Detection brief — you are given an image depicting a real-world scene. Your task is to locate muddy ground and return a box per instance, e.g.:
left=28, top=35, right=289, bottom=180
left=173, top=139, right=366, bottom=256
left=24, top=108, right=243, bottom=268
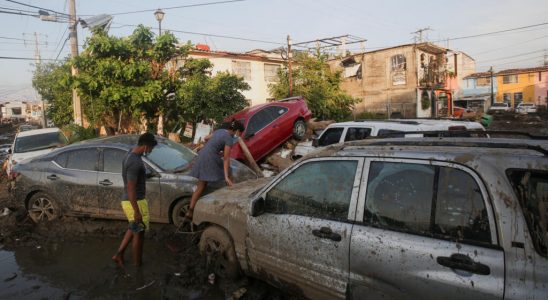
left=0, top=174, right=291, bottom=300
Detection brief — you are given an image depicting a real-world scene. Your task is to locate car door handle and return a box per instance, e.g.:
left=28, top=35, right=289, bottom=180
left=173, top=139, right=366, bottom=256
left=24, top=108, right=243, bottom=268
left=99, top=179, right=113, bottom=186
left=312, top=227, right=342, bottom=242
left=46, top=174, right=58, bottom=180
left=437, top=253, right=490, bottom=275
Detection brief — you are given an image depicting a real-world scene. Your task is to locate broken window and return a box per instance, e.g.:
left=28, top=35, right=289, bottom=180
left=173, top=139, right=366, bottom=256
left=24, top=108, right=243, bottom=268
left=232, top=61, right=251, bottom=81
left=265, top=160, right=358, bottom=221
left=264, top=63, right=280, bottom=82
left=391, top=54, right=407, bottom=71
left=507, top=170, right=548, bottom=257
left=318, top=128, right=344, bottom=146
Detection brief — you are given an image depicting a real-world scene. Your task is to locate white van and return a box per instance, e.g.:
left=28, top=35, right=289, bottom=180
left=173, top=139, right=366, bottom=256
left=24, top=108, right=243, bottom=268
left=293, top=119, right=485, bottom=158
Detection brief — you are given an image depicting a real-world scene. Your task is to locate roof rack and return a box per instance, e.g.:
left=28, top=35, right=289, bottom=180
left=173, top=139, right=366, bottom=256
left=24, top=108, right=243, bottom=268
left=374, top=130, right=548, bottom=140
left=350, top=138, right=548, bottom=156
left=278, top=96, right=304, bottom=102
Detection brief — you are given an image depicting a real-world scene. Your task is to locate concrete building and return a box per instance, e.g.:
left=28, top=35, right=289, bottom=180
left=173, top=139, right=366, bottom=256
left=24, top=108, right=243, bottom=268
left=461, top=71, right=497, bottom=112
left=534, top=70, right=548, bottom=106
left=496, top=66, right=548, bottom=107
left=0, top=101, right=43, bottom=124
left=329, top=43, right=450, bottom=118
left=183, top=46, right=285, bottom=106
left=445, top=51, right=477, bottom=101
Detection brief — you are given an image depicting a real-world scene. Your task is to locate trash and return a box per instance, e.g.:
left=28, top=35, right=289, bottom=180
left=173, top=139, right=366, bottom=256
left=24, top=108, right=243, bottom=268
left=280, top=149, right=292, bottom=159
left=0, top=207, right=11, bottom=217
left=208, top=273, right=215, bottom=285
left=227, top=287, right=248, bottom=300
left=262, top=170, right=275, bottom=178
left=136, top=280, right=156, bottom=291
left=3, top=273, right=17, bottom=282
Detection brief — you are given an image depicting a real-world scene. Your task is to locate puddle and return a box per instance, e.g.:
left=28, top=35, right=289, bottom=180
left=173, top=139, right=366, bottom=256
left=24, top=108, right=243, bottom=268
left=0, top=237, right=224, bottom=299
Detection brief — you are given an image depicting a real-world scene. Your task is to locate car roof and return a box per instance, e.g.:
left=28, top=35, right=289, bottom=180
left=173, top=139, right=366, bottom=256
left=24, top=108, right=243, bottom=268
left=16, top=127, right=61, bottom=138
left=326, top=119, right=484, bottom=130
left=228, top=96, right=305, bottom=120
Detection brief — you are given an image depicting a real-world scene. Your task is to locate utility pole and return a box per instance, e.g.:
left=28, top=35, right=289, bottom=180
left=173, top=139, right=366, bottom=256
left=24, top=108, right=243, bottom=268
left=489, top=66, right=495, bottom=105
left=69, top=0, right=83, bottom=126
left=412, top=27, right=432, bottom=43
left=27, top=32, right=48, bottom=127
left=287, top=35, right=293, bottom=97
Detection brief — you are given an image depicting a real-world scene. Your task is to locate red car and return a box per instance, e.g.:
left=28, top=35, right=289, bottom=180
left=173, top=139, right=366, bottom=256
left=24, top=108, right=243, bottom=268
left=226, top=96, right=312, bottom=162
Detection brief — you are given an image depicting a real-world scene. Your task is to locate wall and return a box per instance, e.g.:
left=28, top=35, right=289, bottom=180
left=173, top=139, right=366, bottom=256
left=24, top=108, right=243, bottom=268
left=188, top=52, right=283, bottom=106
left=446, top=52, right=477, bottom=100
left=534, top=71, right=548, bottom=106
left=496, top=72, right=537, bottom=107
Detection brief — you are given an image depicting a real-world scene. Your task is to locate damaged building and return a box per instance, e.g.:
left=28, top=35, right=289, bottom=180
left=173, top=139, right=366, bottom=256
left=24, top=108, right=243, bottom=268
left=329, top=42, right=453, bottom=118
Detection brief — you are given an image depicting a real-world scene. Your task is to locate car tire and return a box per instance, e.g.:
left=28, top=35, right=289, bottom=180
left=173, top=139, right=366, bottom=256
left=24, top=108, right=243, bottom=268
left=27, top=192, right=60, bottom=223
left=171, top=198, right=191, bottom=227
left=293, top=119, right=307, bottom=140
left=199, top=225, right=240, bottom=280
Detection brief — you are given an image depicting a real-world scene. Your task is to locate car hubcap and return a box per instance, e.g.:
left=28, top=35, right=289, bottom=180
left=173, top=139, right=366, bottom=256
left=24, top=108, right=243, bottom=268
left=295, top=122, right=305, bottom=137
left=29, top=197, right=54, bottom=221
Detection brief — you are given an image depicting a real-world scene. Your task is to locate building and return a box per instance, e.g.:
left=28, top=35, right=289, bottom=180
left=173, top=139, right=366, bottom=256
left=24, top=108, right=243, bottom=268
left=182, top=46, right=285, bottom=106
left=445, top=51, right=477, bottom=105
left=329, top=43, right=450, bottom=118
left=461, top=71, right=497, bottom=112
left=0, top=101, right=44, bottom=124
left=495, top=66, right=548, bottom=107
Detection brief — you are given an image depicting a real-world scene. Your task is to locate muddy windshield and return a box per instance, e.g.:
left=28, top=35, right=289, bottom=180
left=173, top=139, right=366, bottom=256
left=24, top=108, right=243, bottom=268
left=507, top=170, right=548, bottom=257
left=14, top=132, right=67, bottom=153
left=146, top=138, right=196, bottom=172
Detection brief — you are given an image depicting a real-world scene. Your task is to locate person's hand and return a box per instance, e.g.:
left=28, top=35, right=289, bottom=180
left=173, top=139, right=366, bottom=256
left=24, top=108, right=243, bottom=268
left=225, top=176, right=234, bottom=187
left=134, top=210, right=143, bottom=223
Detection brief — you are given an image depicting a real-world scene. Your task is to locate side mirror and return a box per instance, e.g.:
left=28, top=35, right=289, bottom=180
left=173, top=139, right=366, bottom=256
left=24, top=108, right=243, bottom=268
left=145, top=168, right=159, bottom=178
left=251, top=197, right=265, bottom=217
left=244, top=132, right=255, bottom=140
left=312, top=137, right=319, bottom=147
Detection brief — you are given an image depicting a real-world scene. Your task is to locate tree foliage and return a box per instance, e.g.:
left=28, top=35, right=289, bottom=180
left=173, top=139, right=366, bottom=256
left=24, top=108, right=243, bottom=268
left=32, top=62, right=73, bottom=126
left=33, top=25, right=250, bottom=136
left=270, top=52, right=358, bottom=121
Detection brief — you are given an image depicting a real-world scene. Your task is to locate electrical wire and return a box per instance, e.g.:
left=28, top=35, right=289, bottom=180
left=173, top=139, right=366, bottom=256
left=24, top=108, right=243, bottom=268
left=0, top=9, right=38, bottom=17
left=109, top=0, right=245, bottom=16
left=0, top=56, right=56, bottom=60
left=55, top=37, right=69, bottom=61
left=477, top=49, right=546, bottom=64
left=430, top=22, right=548, bottom=43
left=4, top=0, right=69, bottom=16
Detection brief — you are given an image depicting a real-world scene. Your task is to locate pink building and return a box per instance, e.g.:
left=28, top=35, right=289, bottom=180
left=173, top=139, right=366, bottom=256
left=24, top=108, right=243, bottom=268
left=535, top=71, right=548, bottom=106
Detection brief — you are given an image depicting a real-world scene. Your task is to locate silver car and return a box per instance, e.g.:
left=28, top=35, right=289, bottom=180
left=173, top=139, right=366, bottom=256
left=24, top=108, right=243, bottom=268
left=193, top=138, right=548, bottom=300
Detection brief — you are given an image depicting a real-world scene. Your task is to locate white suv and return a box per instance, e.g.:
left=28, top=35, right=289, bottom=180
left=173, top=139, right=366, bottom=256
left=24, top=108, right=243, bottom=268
left=7, top=128, right=68, bottom=176
left=293, top=119, right=485, bottom=158
left=515, top=103, right=537, bottom=114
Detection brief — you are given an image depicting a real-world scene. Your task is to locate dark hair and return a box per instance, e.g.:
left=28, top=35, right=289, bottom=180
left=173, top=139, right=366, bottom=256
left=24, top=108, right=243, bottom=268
left=227, top=119, right=245, bottom=132
left=138, top=132, right=158, bottom=147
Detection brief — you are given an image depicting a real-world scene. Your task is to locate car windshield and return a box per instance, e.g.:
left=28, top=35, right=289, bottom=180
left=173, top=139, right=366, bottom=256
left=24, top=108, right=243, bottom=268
left=145, top=138, right=196, bottom=172
left=14, top=132, right=67, bottom=153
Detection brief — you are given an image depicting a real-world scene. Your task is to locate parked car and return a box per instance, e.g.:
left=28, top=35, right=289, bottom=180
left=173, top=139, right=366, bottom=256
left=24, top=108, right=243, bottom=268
left=225, top=96, right=312, bottom=162
left=293, top=119, right=485, bottom=158
left=7, top=128, right=68, bottom=177
left=515, top=103, right=537, bottom=114
left=193, top=137, right=548, bottom=300
left=12, top=135, right=257, bottom=224
left=487, top=102, right=512, bottom=113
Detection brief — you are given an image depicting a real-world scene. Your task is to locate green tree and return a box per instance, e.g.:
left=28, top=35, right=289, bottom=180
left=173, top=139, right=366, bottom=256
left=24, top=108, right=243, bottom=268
left=32, top=61, right=73, bottom=126
left=270, top=52, right=358, bottom=121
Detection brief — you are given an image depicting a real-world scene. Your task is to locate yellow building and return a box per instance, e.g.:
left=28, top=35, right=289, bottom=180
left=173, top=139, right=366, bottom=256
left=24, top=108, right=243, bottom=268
left=496, top=67, right=546, bottom=107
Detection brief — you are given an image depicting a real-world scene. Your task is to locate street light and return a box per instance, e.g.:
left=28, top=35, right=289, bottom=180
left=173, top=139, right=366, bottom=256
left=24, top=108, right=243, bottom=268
left=154, top=9, right=165, bottom=35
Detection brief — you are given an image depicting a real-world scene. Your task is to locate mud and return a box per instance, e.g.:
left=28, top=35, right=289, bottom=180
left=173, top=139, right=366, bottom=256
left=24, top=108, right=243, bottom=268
left=0, top=172, right=294, bottom=300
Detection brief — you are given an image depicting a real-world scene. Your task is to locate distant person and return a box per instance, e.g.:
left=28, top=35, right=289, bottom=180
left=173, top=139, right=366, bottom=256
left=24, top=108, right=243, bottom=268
left=112, top=132, right=157, bottom=267
left=185, top=120, right=245, bottom=221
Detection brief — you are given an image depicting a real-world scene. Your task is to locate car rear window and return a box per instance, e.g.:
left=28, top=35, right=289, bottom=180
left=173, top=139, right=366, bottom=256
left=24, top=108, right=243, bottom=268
left=14, top=132, right=67, bottom=153
left=507, top=170, right=548, bottom=257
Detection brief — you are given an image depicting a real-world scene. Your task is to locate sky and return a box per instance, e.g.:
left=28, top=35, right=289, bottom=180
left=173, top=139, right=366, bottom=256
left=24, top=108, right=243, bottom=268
left=0, top=0, right=547, bottom=101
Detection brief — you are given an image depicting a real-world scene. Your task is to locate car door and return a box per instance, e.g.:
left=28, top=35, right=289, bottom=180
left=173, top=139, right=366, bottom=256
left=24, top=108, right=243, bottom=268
left=242, top=108, right=277, bottom=160
left=247, top=157, right=363, bottom=299
left=98, top=148, right=163, bottom=220
left=264, top=105, right=290, bottom=141
left=45, top=148, right=99, bottom=214
left=349, top=158, right=504, bottom=300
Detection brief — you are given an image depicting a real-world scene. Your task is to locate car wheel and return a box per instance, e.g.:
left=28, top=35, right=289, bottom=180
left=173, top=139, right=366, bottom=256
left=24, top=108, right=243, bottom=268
left=28, top=192, right=60, bottom=222
left=171, top=198, right=191, bottom=227
left=293, top=119, right=307, bottom=140
left=199, top=225, right=240, bottom=280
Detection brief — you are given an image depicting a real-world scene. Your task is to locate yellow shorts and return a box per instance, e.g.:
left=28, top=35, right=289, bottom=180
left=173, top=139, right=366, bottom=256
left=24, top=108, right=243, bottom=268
left=121, top=199, right=150, bottom=232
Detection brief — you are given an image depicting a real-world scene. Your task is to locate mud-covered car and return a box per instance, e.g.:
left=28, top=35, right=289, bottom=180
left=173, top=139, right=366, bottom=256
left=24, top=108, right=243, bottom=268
left=12, top=135, right=257, bottom=224
left=193, top=138, right=548, bottom=300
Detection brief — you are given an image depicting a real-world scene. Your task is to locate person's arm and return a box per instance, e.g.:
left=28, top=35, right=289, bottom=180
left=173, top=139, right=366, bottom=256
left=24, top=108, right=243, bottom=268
left=203, top=133, right=213, bottom=142
left=223, top=144, right=233, bottom=186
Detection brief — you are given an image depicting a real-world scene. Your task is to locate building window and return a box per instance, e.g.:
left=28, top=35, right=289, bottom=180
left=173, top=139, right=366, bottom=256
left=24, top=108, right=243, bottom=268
left=476, top=77, right=491, bottom=86
left=503, top=74, right=518, bottom=84
left=391, top=54, right=406, bottom=71
left=264, top=64, right=280, bottom=82
left=232, top=61, right=251, bottom=81
left=503, top=93, right=512, bottom=104
left=514, top=92, right=523, bottom=107
left=11, top=107, right=22, bottom=115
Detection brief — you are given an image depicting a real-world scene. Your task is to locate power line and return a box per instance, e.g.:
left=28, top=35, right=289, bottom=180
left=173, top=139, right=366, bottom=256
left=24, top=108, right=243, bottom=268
left=0, top=8, right=38, bottom=17
left=4, top=0, right=69, bottom=16
left=55, top=37, right=70, bottom=61
left=0, top=35, right=32, bottom=42
left=431, top=22, right=548, bottom=42
left=477, top=49, right=546, bottom=64
left=110, top=0, right=245, bottom=16
left=471, top=34, right=548, bottom=56
left=0, top=5, right=36, bottom=14
left=0, top=56, right=56, bottom=61
left=51, top=27, right=68, bottom=60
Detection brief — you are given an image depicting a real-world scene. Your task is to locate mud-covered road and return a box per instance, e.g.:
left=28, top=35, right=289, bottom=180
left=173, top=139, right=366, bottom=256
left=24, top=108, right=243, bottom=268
left=0, top=174, right=287, bottom=300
